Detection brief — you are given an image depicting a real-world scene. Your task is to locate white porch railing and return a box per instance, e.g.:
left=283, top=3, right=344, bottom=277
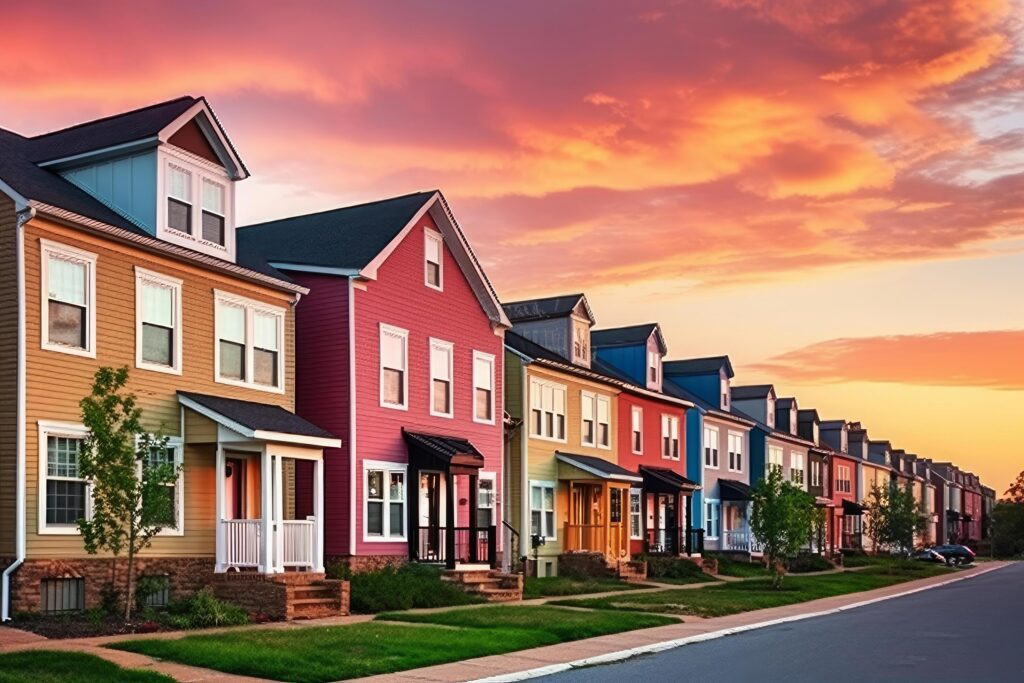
left=281, top=519, right=316, bottom=568
left=724, top=529, right=750, bottom=552
left=223, top=519, right=262, bottom=568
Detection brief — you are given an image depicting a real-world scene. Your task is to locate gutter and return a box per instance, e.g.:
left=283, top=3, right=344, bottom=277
left=2, top=205, right=34, bottom=621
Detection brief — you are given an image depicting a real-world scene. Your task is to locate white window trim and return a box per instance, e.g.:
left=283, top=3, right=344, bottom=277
left=37, top=420, right=91, bottom=535
left=39, top=239, right=97, bottom=359
left=631, top=406, right=643, bottom=455
left=156, top=146, right=236, bottom=261
left=529, top=479, right=557, bottom=541
left=727, top=431, right=744, bottom=473
left=135, top=267, right=183, bottom=376
left=529, top=378, right=567, bottom=443
left=138, top=435, right=185, bottom=537
left=790, top=451, right=805, bottom=486
left=379, top=323, right=410, bottom=411
left=472, top=350, right=496, bottom=425
left=213, top=290, right=286, bottom=394
left=629, top=488, right=643, bottom=540
left=362, top=459, right=408, bottom=542
left=477, top=471, right=497, bottom=526
left=424, top=228, right=444, bottom=292
left=705, top=498, right=720, bottom=540
left=581, top=393, right=612, bottom=450
left=428, top=338, right=454, bottom=419
left=662, top=414, right=680, bottom=461
left=704, top=426, right=720, bottom=469
left=767, top=444, right=784, bottom=475
left=580, top=391, right=596, bottom=448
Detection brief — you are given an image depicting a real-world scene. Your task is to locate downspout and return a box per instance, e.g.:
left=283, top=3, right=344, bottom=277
left=519, top=361, right=529, bottom=572
left=2, top=205, right=34, bottom=621
left=348, top=277, right=357, bottom=557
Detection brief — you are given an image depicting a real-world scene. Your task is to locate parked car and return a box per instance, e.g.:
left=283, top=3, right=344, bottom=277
left=912, top=548, right=946, bottom=563
left=931, top=544, right=975, bottom=566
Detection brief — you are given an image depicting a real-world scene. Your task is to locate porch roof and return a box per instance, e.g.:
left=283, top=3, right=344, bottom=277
left=640, top=466, right=699, bottom=494
left=177, top=391, right=340, bottom=448
left=403, top=430, right=485, bottom=473
left=842, top=499, right=866, bottom=515
left=719, top=478, right=753, bottom=501
left=555, top=452, right=643, bottom=483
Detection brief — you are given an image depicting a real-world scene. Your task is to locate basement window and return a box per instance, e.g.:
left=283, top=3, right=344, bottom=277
left=40, top=577, right=85, bottom=613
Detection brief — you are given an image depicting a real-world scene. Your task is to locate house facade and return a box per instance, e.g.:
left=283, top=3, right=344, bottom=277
left=0, top=97, right=341, bottom=619
left=732, top=386, right=815, bottom=494
left=796, top=408, right=834, bottom=553
left=238, top=192, right=509, bottom=571
left=821, top=420, right=863, bottom=552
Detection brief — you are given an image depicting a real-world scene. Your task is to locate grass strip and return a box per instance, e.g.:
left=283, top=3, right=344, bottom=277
left=0, top=650, right=174, bottom=683
left=522, top=576, right=653, bottom=598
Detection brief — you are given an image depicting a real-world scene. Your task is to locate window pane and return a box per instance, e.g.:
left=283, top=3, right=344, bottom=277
left=543, top=487, right=554, bottom=511
left=144, top=484, right=177, bottom=527
left=253, top=348, right=278, bottom=386
left=218, top=303, right=246, bottom=343
left=478, top=479, right=494, bottom=508
left=254, top=312, right=279, bottom=351
left=545, top=511, right=554, bottom=536
left=389, top=502, right=404, bottom=537
left=382, top=368, right=404, bottom=405
left=202, top=179, right=223, bottom=213
left=531, top=511, right=541, bottom=536
left=219, top=340, right=245, bottom=380
left=46, top=479, right=86, bottom=525
left=475, top=388, right=492, bottom=420
left=389, top=473, right=404, bottom=501
left=531, top=486, right=542, bottom=510
left=167, top=198, right=191, bottom=234
left=431, top=345, right=451, bottom=379
left=141, top=281, right=174, bottom=326
left=47, top=437, right=81, bottom=477
left=202, top=211, right=225, bottom=245
left=142, top=323, right=173, bottom=366
left=48, top=301, right=85, bottom=348
left=432, top=379, right=450, bottom=414
left=47, top=257, right=86, bottom=305
left=474, top=357, right=492, bottom=390
left=381, top=331, right=405, bottom=369
left=167, top=166, right=191, bottom=200
left=367, top=501, right=384, bottom=535
left=426, top=261, right=440, bottom=287
left=367, top=471, right=384, bottom=500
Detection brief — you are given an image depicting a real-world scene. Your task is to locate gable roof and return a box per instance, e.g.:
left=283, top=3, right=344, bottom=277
left=177, top=391, right=339, bottom=447
left=732, top=405, right=815, bottom=448
left=797, top=408, right=820, bottom=423
left=731, top=384, right=774, bottom=400
left=239, top=190, right=509, bottom=328
left=555, top=452, right=642, bottom=483
left=591, top=323, right=667, bottom=354
left=502, top=293, right=594, bottom=324
left=662, top=378, right=753, bottom=428
left=663, top=356, right=735, bottom=379
left=776, top=397, right=797, bottom=409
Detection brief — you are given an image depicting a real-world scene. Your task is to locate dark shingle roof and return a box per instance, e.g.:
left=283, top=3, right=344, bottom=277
left=502, top=294, right=587, bottom=323
left=776, top=397, right=796, bottom=409
left=591, top=323, right=663, bottom=351
left=237, top=191, right=436, bottom=271
left=555, top=452, right=642, bottom=482
left=731, top=384, right=774, bottom=400
left=663, top=356, right=734, bottom=379
left=798, top=408, right=820, bottom=423
left=27, top=96, right=198, bottom=163
left=177, top=391, right=336, bottom=439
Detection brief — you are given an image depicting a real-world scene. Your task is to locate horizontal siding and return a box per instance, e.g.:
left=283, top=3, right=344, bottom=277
left=0, top=197, right=18, bottom=555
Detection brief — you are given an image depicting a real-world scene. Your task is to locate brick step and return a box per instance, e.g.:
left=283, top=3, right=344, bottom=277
left=477, top=587, right=523, bottom=602
left=290, top=596, right=340, bottom=606
left=441, top=570, right=494, bottom=584
left=294, top=586, right=337, bottom=599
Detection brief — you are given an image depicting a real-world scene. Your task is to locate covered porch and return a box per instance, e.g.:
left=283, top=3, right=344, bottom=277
left=839, top=499, right=865, bottom=551
left=178, top=392, right=341, bottom=575
left=719, top=479, right=762, bottom=556
left=639, top=466, right=703, bottom=557
left=556, top=452, right=639, bottom=561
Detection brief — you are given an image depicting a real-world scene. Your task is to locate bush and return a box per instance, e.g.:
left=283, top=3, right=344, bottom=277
left=786, top=554, right=833, bottom=573
left=349, top=564, right=484, bottom=613
left=645, top=556, right=708, bottom=581
left=162, top=588, right=248, bottom=629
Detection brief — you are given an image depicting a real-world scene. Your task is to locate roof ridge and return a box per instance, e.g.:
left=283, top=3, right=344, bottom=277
left=238, top=190, right=436, bottom=230
left=502, top=292, right=584, bottom=307
left=28, top=95, right=197, bottom=140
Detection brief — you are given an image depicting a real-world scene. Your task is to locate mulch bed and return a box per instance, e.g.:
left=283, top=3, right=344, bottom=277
left=11, top=614, right=171, bottom=639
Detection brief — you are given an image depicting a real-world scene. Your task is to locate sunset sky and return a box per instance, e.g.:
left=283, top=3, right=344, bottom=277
left=2, top=1, right=1021, bottom=494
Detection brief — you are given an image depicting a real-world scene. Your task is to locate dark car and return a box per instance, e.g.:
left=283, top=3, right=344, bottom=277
left=912, top=548, right=946, bottom=563
left=931, top=544, right=975, bottom=566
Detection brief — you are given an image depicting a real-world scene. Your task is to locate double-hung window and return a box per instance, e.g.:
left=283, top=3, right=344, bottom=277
left=767, top=445, right=784, bottom=474
left=647, top=351, right=660, bottom=385
left=201, top=179, right=226, bottom=245
left=810, top=459, right=821, bottom=487
left=41, top=240, right=96, bottom=357
left=837, top=465, right=852, bottom=493
left=704, top=500, right=720, bottom=539
left=790, top=452, right=805, bottom=486
left=166, top=165, right=193, bottom=235
left=631, top=406, right=643, bottom=454
left=629, top=489, right=642, bottom=539
left=581, top=393, right=610, bottom=448
left=728, top=433, right=743, bottom=472
left=530, top=481, right=556, bottom=539
left=135, top=268, right=182, bottom=373
left=477, top=473, right=496, bottom=528
left=425, top=229, right=443, bottom=289
left=160, top=151, right=235, bottom=259
left=662, top=415, right=680, bottom=459
left=704, top=426, right=719, bottom=468
left=39, top=422, right=89, bottom=534
left=473, top=351, right=495, bottom=423
left=142, top=439, right=184, bottom=533
left=380, top=324, right=409, bottom=409
left=365, top=462, right=406, bottom=540
left=429, top=339, right=454, bottom=418
left=215, top=292, right=285, bottom=391
left=530, top=379, right=566, bottom=441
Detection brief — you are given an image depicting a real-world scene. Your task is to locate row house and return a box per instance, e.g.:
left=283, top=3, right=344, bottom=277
left=237, top=191, right=510, bottom=572
left=863, top=439, right=895, bottom=552
left=981, top=485, right=996, bottom=543
left=931, top=463, right=964, bottom=545
left=820, top=420, right=863, bottom=552
left=795, top=408, right=834, bottom=552
left=731, top=386, right=815, bottom=494
left=912, top=457, right=938, bottom=545
left=959, top=470, right=984, bottom=545
left=0, top=97, right=343, bottom=619
left=662, top=358, right=758, bottom=558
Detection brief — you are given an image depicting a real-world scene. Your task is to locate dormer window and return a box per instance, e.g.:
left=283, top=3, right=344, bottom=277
left=202, top=179, right=226, bottom=245
left=572, top=321, right=589, bottom=365
left=167, top=166, right=192, bottom=235
left=647, top=351, right=660, bottom=384
left=158, top=148, right=235, bottom=261
left=721, top=378, right=730, bottom=409
left=767, top=397, right=775, bottom=427
left=425, top=230, right=443, bottom=290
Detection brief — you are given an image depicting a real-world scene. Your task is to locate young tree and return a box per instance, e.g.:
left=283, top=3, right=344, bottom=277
left=863, top=483, right=925, bottom=555
left=750, top=467, right=816, bottom=588
left=77, top=366, right=180, bottom=621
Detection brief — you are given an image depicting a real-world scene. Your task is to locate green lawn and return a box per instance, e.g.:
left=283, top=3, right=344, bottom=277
left=708, top=554, right=771, bottom=578
left=0, top=651, right=173, bottom=683
left=110, top=606, right=677, bottom=682
left=523, top=576, right=651, bottom=598
left=551, top=565, right=950, bottom=618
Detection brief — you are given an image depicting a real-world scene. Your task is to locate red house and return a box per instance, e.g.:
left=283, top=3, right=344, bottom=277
left=820, top=420, right=864, bottom=551
left=238, top=191, right=510, bottom=570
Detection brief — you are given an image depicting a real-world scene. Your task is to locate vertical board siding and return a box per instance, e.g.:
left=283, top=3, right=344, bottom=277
left=0, top=197, right=18, bottom=554
left=60, top=151, right=157, bottom=232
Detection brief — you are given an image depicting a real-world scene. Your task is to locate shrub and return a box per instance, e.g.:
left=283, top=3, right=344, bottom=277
left=134, top=575, right=170, bottom=611
left=349, top=564, right=484, bottom=613
left=786, top=554, right=833, bottom=573
left=645, top=556, right=708, bottom=581
left=162, top=588, right=248, bottom=629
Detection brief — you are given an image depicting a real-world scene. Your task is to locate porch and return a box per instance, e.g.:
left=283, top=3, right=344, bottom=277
left=719, top=479, right=762, bottom=557
left=639, top=466, right=703, bottom=557
left=556, top=452, right=640, bottom=561
left=839, top=499, right=865, bottom=551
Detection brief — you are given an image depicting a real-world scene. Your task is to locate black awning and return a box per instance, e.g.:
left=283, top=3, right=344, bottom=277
left=946, top=509, right=963, bottom=520
left=640, top=466, right=699, bottom=495
left=555, top=452, right=643, bottom=483
left=962, top=514, right=973, bottom=522
left=842, top=499, right=865, bottom=515
left=403, top=430, right=485, bottom=474
left=720, top=479, right=752, bottom=501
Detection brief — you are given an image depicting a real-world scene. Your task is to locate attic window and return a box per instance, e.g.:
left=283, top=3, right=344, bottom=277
left=167, top=166, right=192, bottom=235
left=425, top=230, right=443, bottom=290
left=647, top=351, right=660, bottom=384
left=202, top=179, right=226, bottom=245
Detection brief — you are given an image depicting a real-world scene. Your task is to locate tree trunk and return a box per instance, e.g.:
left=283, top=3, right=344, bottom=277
left=125, top=546, right=134, bottom=622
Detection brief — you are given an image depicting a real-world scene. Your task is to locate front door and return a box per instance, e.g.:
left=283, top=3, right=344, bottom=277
left=224, top=457, right=246, bottom=519
left=419, top=472, right=442, bottom=560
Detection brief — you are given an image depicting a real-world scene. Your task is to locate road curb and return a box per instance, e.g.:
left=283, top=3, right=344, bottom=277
left=469, top=564, right=1006, bottom=683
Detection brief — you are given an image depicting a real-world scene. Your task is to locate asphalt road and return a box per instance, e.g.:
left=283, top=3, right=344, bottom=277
left=540, top=562, right=1023, bottom=683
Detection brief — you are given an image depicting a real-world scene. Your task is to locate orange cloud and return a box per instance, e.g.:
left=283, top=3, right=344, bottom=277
left=750, top=330, right=1024, bottom=390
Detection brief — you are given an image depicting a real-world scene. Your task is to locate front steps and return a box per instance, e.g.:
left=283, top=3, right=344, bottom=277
left=615, top=559, right=648, bottom=582
left=442, top=568, right=524, bottom=602
left=213, top=571, right=350, bottom=620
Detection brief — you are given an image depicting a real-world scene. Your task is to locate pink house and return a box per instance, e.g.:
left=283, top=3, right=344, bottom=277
left=238, top=191, right=510, bottom=569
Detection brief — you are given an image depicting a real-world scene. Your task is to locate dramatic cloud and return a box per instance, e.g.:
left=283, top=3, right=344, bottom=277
left=751, top=330, right=1024, bottom=390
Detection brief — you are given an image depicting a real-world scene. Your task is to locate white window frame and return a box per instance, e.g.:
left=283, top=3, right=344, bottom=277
left=704, top=426, right=719, bottom=468
left=424, top=228, right=444, bottom=291
left=767, top=444, right=784, bottom=474
left=629, top=488, right=643, bottom=540
left=362, top=459, right=408, bottom=542
left=647, top=350, right=660, bottom=385
left=790, top=451, right=805, bottom=486
left=631, top=406, right=643, bottom=455
left=156, top=146, right=235, bottom=261
left=529, top=378, right=567, bottom=443
left=580, top=391, right=597, bottom=447
left=476, top=471, right=497, bottom=528
left=705, top=499, right=720, bottom=539
left=728, top=432, right=744, bottom=473
left=595, top=394, right=611, bottom=449
left=428, top=338, right=454, bottom=419
left=139, top=436, right=185, bottom=536
left=837, top=465, right=852, bottom=494
left=135, top=267, right=183, bottom=375
left=472, top=350, right=496, bottom=425
left=37, top=421, right=91, bottom=535
left=529, top=480, right=557, bottom=541
left=810, top=459, right=821, bottom=487
left=214, top=290, right=285, bottom=394
left=39, top=239, right=97, bottom=359
left=662, top=414, right=680, bottom=460
left=379, top=323, right=410, bottom=410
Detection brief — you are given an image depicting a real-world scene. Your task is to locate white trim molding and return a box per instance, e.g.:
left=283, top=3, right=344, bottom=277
left=39, top=238, right=97, bottom=359
left=134, top=266, right=183, bottom=376
left=37, top=420, right=91, bottom=536
left=362, top=459, right=408, bottom=543
left=428, top=337, right=455, bottom=419
left=472, top=350, right=496, bottom=425
left=379, top=323, right=410, bottom=411
left=213, top=289, right=286, bottom=394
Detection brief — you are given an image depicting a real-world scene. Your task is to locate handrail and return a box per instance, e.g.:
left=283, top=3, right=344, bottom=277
left=502, top=520, right=524, bottom=573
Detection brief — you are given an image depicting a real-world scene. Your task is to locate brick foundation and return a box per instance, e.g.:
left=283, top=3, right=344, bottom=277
left=212, top=573, right=350, bottom=620
left=557, top=552, right=611, bottom=578
left=327, top=554, right=408, bottom=574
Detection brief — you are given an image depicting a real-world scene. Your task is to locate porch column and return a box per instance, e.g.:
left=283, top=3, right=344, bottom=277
left=685, top=494, right=693, bottom=555
left=468, top=473, right=479, bottom=563
left=273, top=453, right=284, bottom=573
left=313, top=457, right=325, bottom=572
left=445, top=471, right=456, bottom=569
left=641, top=491, right=648, bottom=553
left=260, top=446, right=274, bottom=573
left=215, top=444, right=225, bottom=572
